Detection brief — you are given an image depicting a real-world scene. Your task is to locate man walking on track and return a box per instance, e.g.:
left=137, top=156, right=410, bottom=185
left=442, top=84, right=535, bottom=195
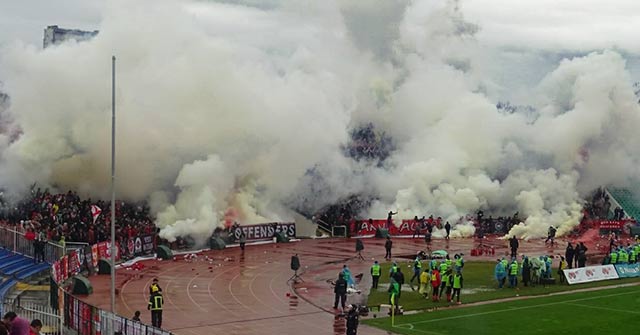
left=385, top=236, right=392, bottom=260
left=148, top=285, right=164, bottom=328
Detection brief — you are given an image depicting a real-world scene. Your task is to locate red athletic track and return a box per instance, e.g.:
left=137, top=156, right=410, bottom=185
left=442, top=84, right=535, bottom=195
left=80, top=234, right=611, bottom=335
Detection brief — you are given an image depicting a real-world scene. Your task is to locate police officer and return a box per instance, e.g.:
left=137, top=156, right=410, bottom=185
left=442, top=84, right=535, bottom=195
left=370, top=261, right=381, bottom=289
left=148, top=286, right=163, bottom=328
left=333, top=273, right=347, bottom=310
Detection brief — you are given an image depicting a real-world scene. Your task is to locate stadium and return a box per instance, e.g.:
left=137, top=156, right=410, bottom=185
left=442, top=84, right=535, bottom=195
left=1, top=1, right=640, bottom=334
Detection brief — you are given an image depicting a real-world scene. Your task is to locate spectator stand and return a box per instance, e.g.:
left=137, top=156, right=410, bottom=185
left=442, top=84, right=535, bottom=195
left=0, top=226, right=64, bottom=332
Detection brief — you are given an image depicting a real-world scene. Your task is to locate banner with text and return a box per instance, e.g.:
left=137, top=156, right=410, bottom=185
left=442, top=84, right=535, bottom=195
left=563, top=265, right=619, bottom=284
left=353, top=219, right=428, bottom=236
left=231, top=222, right=296, bottom=241
left=614, top=263, right=640, bottom=278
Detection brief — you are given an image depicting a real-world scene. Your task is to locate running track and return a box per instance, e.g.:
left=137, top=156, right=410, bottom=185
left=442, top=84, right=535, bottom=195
left=81, top=236, right=598, bottom=334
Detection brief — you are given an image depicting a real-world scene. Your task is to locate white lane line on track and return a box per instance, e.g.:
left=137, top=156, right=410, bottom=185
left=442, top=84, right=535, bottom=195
left=395, top=289, right=640, bottom=327
left=186, top=273, right=208, bottom=313
left=228, top=271, right=260, bottom=313
left=206, top=261, right=246, bottom=317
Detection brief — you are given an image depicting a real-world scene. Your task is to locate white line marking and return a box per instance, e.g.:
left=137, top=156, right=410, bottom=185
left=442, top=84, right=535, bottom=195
left=395, top=289, right=640, bottom=327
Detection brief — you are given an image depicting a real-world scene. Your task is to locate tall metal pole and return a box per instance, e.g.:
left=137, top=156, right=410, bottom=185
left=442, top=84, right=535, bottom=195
left=110, top=55, right=117, bottom=314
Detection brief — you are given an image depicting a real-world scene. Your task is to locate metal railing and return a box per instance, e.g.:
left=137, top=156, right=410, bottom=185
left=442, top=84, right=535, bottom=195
left=315, top=219, right=333, bottom=235
left=1, top=300, right=62, bottom=334
left=0, top=226, right=65, bottom=263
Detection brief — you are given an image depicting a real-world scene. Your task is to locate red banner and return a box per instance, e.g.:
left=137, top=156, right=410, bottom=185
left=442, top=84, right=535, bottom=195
left=354, top=219, right=427, bottom=236
left=96, top=241, right=121, bottom=261
left=68, top=250, right=81, bottom=276
left=60, top=255, right=69, bottom=282
left=91, top=244, right=99, bottom=268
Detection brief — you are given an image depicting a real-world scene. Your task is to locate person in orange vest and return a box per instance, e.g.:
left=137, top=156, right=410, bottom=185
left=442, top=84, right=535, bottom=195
left=430, top=268, right=441, bottom=302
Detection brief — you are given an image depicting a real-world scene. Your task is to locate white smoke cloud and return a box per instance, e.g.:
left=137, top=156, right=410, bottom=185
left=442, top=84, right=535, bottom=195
left=0, top=0, right=639, bottom=243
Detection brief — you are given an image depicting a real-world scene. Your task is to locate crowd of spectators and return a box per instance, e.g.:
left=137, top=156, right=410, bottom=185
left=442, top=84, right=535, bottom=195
left=584, top=187, right=611, bottom=220
left=0, top=187, right=157, bottom=249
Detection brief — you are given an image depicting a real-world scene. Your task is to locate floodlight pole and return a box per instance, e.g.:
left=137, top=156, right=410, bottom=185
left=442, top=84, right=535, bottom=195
left=110, top=55, right=117, bottom=314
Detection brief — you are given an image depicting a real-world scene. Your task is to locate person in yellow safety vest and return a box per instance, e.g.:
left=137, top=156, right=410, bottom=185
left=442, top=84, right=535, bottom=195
left=558, top=256, right=568, bottom=284
left=501, top=258, right=508, bottom=272
left=410, top=255, right=422, bottom=290
left=452, top=270, right=463, bottom=304
left=445, top=255, right=452, bottom=269
left=439, top=268, right=451, bottom=301
left=419, top=269, right=430, bottom=298
left=610, top=250, right=618, bottom=264
left=371, top=261, right=381, bottom=289
left=148, top=286, right=163, bottom=328
left=618, top=248, right=628, bottom=264
left=389, top=262, right=398, bottom=277
left=454, top=254, right=464, bottom=273
left=444, top=268, right=454, bottom=302
left=630, top=248, right=637, bottom=264
left=508, top=259, right=518, bottom=288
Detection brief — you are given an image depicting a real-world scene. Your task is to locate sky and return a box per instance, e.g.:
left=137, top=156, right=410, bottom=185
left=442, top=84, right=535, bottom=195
left=0, top=0, right=638, bottom=95
left=1, top=0, right=640, bottom=242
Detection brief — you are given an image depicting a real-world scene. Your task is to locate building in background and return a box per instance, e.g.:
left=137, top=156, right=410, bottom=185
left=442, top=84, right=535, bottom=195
left=43, top=25, right=98, bottom=48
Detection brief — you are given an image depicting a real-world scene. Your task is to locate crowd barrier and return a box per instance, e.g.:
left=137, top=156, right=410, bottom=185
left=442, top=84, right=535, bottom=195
left=0, top=225, right=171, bottom=335
left=51, top=236, right=171, bottom=335
left=0, top=226, right=65, bottom=263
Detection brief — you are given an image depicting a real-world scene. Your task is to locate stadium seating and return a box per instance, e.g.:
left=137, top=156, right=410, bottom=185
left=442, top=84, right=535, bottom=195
left=608, top=187, right=640, bottom=220
left=0, top=248, right=50, bottom=306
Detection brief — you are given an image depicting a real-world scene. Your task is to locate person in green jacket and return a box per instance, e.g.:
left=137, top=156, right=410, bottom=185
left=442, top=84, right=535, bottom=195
left=388, top=277, right=400, bottom=314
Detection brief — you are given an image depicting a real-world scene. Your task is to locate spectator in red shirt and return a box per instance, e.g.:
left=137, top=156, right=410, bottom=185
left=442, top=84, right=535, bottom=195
left=29, top=319, right=42, bottom=335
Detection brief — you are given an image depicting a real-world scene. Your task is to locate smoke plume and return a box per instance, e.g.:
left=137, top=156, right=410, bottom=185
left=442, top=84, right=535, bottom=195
left=1, top=0, right=639, bottom=243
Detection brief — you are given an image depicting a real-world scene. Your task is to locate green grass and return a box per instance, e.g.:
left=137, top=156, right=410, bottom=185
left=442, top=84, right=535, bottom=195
left=367, top=261, right=640, bottom=311
left=364, top=285, right=640, bottom=334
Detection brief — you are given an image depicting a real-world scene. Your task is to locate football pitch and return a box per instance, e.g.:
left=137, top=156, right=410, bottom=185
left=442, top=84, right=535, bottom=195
left=363, top=285, right=640, bottom=334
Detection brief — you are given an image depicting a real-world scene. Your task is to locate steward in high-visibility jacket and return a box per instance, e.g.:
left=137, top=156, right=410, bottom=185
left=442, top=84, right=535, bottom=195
left=508, top=260, right=518, bottom=288
left=630, top=249, right=637, bottom=263
left=454, top=254, right=464, bottom=273
left=148, top=287, right=163, bottom=328
left=610, top=251, right=618, bottom=264
left=389, top=262, right=398, bottom=277
left=618, top=249, right=629, bottom=264
left=430, top=269, right=441, bottom=302
left=371, top=261, right=381, bottom=289
left=452, top=271, right=463, bottom=304
left=410, top=256, right=423, bottom=289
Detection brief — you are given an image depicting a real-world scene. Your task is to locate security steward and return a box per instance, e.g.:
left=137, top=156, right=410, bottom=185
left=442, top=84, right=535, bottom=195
left=148, top=285, right=164, bottom=328
left=370, top=261, right=381, bottom=289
